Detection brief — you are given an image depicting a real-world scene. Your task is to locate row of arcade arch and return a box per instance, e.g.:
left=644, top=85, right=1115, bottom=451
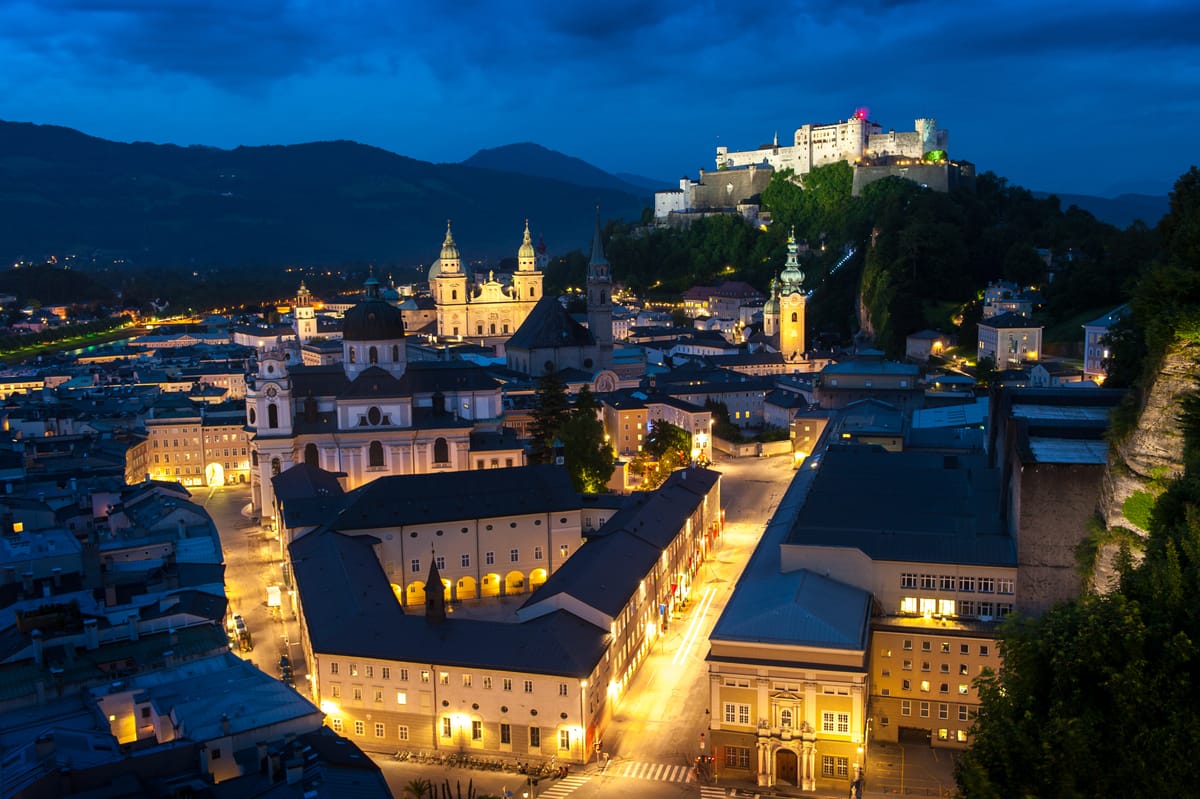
left=394, top=569, right=549, bottom=605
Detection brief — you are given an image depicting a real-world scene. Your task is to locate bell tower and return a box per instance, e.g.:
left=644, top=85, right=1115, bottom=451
left=778, top=228, right=807, bottom=361
left=294, top=281, right=317, bottom=344
left=432, top=221, right=469, bottom=338
left=511, top=220, right=543, bottom=307
left=586, top=211, right=613, bottom=369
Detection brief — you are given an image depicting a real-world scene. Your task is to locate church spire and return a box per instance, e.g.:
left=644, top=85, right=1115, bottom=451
left=517, top=219, right=536, bottom=271
left=780, top=226, right=805, bottom=293
left=440, top=220, right=461, bottom=272
left=425, top=550, right=446, bottom=625
left=588, top=209, right=609, bottom=269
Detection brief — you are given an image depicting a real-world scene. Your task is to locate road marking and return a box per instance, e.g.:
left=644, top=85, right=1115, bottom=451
left=672, top=585, right=717, bottom=667
left=700, top=787, right=727, bottom=798
left=605, top=760, right=690, bottom=782
left=531, top=774, right=588, bottom=798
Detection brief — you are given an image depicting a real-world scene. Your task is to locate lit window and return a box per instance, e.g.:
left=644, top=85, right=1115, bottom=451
left=397, top=691, right=407, bottom=705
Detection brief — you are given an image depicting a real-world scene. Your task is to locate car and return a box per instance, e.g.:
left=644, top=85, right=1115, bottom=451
left=279, top=654, right=291, bottom=673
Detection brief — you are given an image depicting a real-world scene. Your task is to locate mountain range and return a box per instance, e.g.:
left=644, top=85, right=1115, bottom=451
left=0, top=120, right=1169, bottom=272
left=0, top=121, right=650, bottom=269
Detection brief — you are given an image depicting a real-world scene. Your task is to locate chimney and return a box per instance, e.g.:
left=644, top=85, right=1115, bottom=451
left=32, top=628, right=44, bottom=666
left=83, top=618, right=99, bottom=650
left=127, top=616, right=139, bottom=642
left=285, top=756, right=304, bottom=784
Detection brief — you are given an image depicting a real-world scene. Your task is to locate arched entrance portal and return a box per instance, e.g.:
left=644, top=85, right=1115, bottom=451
left=205, top=462, right=225, bottom=487
left=504, top=571, right=526, bottom=594
left=456, top=576, right=478, bottom=600
left=775, top=748, right=798, bottom=786
left=480, top=573, right=501, bottom=598
left=529, top=568, right=548, bottom=591
left=407, top=581, right=426, bottom=605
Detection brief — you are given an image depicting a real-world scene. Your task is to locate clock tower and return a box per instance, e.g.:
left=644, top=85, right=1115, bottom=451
left=246, top=343, right=295, bottom=518
left=778, top=228, right=807, bottom=362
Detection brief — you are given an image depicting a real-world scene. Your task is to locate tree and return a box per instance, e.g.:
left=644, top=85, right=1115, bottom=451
left=403, top=778, right=432, bottom=799
left=528, top=369, right=570, bottom=464
left=556, top=386, right=615, bottom=493
left=630, top=419, right=693, bottom=489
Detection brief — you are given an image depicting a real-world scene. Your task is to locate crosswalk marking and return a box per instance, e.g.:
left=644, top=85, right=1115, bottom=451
left=604, top=760, right=691, bottom=782
left=699, top=787, right=727, bottom=799
left=531, top=774, right=588, bottom=799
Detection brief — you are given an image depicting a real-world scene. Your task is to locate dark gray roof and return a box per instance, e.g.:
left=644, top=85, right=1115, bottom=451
left=272, top=462, right=348, bottom=503
left=329, top=464, right=580, bottom=530
left=979, top=312, right=1041, bottom=329
left=522, top=527, right=660, bottom=618
left=290, top=531, right=608, bottom=676
left=711, top=569, right=871, bottom=649
left=507, top=296, right=595, bottom=351
left=786, top=445, right=1015, bottom=566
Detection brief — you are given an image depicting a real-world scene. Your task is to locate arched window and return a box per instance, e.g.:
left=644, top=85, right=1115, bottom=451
left=304, top=443, right=319, bottom=467
left=392, top=345, right=399, bottom=361
left=349, top=348, right=357, bottom=364
left=267, top=404, right=279, bottom=429
left=451, top=289, right=458, bottom=300
left=369, top=440, right=384, bottom=467
left=433, top=437, right=449, bottom=464
left=271, top=457, right=281, bottom=476
left=791, top=312, right=798, bottom=323
left=489, top=323, right=496, bottom=335
left=781, top=708, right=793, bottom=728
left=248, top=407, right=256, bottom=425
left=369, top=346, right=379, bottom=364
left=600, top=291, right=607, bottom=305
left=529, top=286, right=535, bottom=297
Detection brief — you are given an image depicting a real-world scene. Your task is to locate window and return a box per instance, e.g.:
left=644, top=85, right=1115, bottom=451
left=959, top=600, right=976, bottom=616
left=472, top=721, right=483, bottom=741
left=920, top=702, right=930, bottom=718
left=821, top=756, right=849, bottom=778
left=462, top=674, right=472, bottom=688
left=510, top=549, right=519, bottom=563
left=960, top=644, right=970, bottom=655
left=411, top=559, right=421, bottom=574
left=503, top=678, right=512, bottom=692
left=330, top=662, right=340, bottom=675
left=922, top=661, right=931, bottom=672
left=560, top=544, right=569, bottom=558
left=483, top=676, right=492, bottom=689
left=959, top=684, right=970, bottom=695
left=442, top=718, right=451, bottom=738
left=353, top=687, right=362, bottom=701
left=398, top=725, right=409, bottom=740
left=435, top=556, right=445, bottom=570
left=780, top=708, right=793, bottom=728
left=523, top=680, right=533, bottom=693
left=400, top=668, right=408, bottom=681
left=921, top=641, right=932, bottom=652
left=997, top=577, right=1014, bottom=594
left=978, top=601, right=995, bottom=617
left=331, top=685, right=341, bottom=698
left=433, top=437, right=450, bottom=464
left=902, top=679, right=911, bottom=691
left=375, top=722, right=386, bottom=738
left=724, top=703, right=751, bottom=725
left=462, top=554, right=470, bottom=567
left=902, top=639, right=913, bottom=650
left=439, top=672, right=449, bottom=685
left=421, top=671, right=430, bottom=683
left=900, top=573, right=917, bottom=589
left=939, top=683, right=949, bottom=694
left=486, top=551, right=495, bottom=565
left=980, top=644, right=990, bottom=656
left=268, top=404, right=279, bottom=429
left=374, top=690, right=383, bottom=703
left=396, top=691, right=407, bottom=705
left=331, top=718, right=343, bottom=732
left=500, top=723, right=511, bottom=745
left=837, top=713, right=849, bottom=733
left=901, top=700, right=911, bottom=716
left=902, top=659, right=912, bottom=670
left=920, top=681, right=931, bottom=692
left=957, top=730, right=968, bottom=743
left=530, top=727, right=540, bottom=748
left=959, top=576, right=976, bottom=592
left=959, top=706, right=969, bottom=722
left=724, top=746, right=752, bottom=769
left=940, top=575, right=955, bottom=591
left=534, top=546, right=544, bottom=561
left=941, top=663, right=950, bottom=673
left=369, top=440, right=384, bottom=467
left=979, top=577, right=995, bottom=593
left=821, top=711, right=836, bottom=732
left=559, top=683, right=568, bottom=696
left=959, top=664, right=969, bottom=675
left=355, top=720, right=365, bottom=736
left=920, top=574, right=936, bottom=589
left=559, top=730, right=571, bottom=750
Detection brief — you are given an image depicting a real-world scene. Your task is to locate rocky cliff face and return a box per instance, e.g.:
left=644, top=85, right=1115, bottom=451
left=1095, top=341, right=1200, bottom=587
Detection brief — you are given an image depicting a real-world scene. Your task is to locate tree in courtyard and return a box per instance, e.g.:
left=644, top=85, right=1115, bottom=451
left=528, top=368, right=571, bottom=464
left=555, top=385, right=615, bottom=493
left=630, top=419, right=693, bottom=490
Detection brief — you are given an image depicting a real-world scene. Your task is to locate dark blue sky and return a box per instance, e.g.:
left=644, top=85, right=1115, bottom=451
left=1, top=0, right=1196, bottom=197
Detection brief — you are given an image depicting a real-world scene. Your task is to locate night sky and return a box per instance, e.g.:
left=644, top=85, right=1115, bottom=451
left=1, top=0, right=1196, bottom=197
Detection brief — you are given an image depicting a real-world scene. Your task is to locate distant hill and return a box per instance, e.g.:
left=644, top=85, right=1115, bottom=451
left=1033, top=190, right=1169, bottom=229
left=0, top=121, right=648, bottom=269
left=615, top=172, right=675, bottom=192
left=461, top=142, right=653, bottom=198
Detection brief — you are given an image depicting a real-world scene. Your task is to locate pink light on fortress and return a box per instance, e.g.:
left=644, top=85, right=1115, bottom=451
left=854, top=107, right=869, bottom=121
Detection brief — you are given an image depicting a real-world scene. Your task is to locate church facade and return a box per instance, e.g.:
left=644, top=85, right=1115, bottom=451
left=247, top=275, right=518, bottom=528
left=431, top=221, right=545, bottom=340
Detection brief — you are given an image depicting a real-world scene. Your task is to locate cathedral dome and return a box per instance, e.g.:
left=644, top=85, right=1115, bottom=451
left=342, top=276, right=405, bottom=341
left=440, top=221, right=460, bottom=262
left=518, top=220, right=536, bottom=260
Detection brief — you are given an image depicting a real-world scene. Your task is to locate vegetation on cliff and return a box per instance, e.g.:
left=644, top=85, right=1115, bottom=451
left=956, top=167, right=1200, bottom=798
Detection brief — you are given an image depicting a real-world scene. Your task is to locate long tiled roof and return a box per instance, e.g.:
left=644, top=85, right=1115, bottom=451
left=507, top=296, right=595, bottom=351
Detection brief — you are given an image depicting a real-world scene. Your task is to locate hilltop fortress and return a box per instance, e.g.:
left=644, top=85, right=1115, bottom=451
left=655, top=112, right=974, bottom=224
